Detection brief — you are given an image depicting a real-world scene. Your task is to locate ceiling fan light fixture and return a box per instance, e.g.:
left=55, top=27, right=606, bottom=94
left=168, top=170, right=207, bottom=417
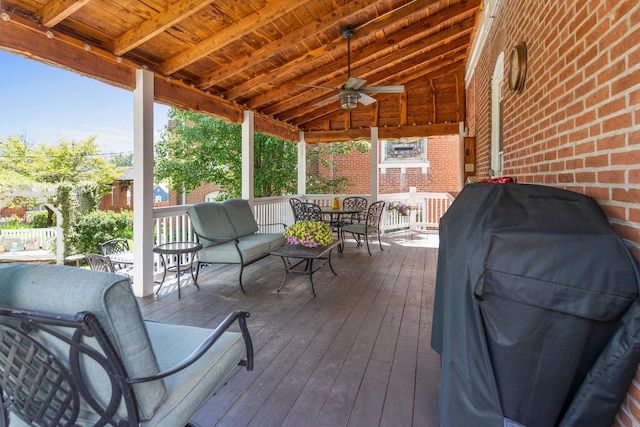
left=339, top=92, right=359, bottom=109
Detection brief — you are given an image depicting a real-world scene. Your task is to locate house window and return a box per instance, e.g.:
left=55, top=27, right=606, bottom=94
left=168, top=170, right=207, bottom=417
left=382, top=138, right=425, bottom=163
left=379, top=138, right=430, bottom=174
left=205, top=192, right=219, bottom=202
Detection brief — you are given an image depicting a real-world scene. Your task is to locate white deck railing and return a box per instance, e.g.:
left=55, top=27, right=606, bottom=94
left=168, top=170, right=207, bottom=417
left=378, top=192, right=455, bottom=232
left=152, top=192, right=454, bottom=248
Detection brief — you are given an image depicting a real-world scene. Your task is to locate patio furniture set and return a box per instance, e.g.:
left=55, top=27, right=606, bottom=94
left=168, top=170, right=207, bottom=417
left=83, top=198, right=386, bottom=299
left=0, top=198, right=386, bottom=425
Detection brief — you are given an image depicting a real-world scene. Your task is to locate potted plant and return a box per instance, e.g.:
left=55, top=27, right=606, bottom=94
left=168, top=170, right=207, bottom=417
left=388, top=201, right=411, bottom=216
left=284, top=220, right=333, bottom=247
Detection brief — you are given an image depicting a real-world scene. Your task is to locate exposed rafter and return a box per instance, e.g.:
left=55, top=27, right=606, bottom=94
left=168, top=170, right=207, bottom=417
left=1, top=0, right=482, bottom=143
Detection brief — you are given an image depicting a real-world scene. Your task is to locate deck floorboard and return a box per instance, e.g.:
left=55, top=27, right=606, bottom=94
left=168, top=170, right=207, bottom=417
left=137, top=232, right=441, bottom=427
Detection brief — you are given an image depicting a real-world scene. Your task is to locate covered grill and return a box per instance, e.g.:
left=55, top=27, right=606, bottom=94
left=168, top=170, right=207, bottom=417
left=432, top=183, right=640, bottom=427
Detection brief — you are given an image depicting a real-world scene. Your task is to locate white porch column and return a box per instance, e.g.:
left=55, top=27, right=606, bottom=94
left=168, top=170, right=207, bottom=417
left=297, top=131, right=306, bottom=195
left=370, top=127, right=379, bottom=200
left=132, top=69, right=155, bottom=297
left=241, top=110, right=255, bottom=203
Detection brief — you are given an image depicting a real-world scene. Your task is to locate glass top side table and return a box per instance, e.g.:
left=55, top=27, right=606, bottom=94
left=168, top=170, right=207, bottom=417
left=153, top=242, right=202, bottom=298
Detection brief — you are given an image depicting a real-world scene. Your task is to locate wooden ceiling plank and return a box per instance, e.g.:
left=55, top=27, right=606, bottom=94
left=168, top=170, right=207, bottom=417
left=1, top=13, right=135, bottom=90
left=244, top=5, right=477, bottom=114
left=158, top=0, right=315, bottom=76
left=110, top=0, right=217, bottom=56
left=39, top=0, right=91, bottom=28
left=197, top=0, right=387, bottom=89
left=293, top=58, right=464, bottom=128
left=222, top=0, right=440, bottom=102
left=274, top=30, right=472, bottom=122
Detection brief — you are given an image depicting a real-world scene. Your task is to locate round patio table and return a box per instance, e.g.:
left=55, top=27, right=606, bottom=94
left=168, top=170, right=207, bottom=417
left=320, top=206, right=364, bottom=252
left=153, top=241, right=202, bottom=298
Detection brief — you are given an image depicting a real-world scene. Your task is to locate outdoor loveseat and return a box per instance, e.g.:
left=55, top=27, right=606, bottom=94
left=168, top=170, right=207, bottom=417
left=187, top=199, right=286, bottom=292
left=0, top=263, right=253, bottom=426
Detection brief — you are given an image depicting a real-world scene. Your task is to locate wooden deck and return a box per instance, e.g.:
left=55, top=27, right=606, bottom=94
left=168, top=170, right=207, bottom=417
left=137, top=232, right=441, bottom=427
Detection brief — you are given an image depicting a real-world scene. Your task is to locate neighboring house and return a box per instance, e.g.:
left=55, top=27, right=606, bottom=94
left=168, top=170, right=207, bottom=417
left=100, top=167, right=133, bottom=212
left=153, top=185, right=169, bottom=204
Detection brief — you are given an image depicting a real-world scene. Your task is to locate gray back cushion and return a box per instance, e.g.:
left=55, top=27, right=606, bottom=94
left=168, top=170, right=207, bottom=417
left=188, top=202, right=238, bottom=246
left=0, top=264, right=165, bottom=420
left=223, top=199, right=259, bottom=236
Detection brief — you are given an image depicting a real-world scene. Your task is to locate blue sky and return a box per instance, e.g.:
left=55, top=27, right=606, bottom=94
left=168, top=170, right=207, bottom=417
left=0, top=50, right=170, bottom=155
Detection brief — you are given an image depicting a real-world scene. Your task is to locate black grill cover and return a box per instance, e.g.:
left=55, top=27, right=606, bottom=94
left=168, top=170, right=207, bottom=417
left=431, top=183, right=640, bottom=427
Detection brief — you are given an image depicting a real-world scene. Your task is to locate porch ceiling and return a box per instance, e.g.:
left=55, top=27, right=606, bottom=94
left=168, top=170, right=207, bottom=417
left=0, top=0, right=481, bottom=143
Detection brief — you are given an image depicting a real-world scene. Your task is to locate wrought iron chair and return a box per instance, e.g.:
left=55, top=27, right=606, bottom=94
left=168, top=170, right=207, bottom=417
left=85, top=253, right=133, bottom=279
left=341, top=200, right=386, bottom=255
left=99, top=238, right=130, bottom=255
left=0, top=263, right=253, bottom=427
left=292, top=201, right=324, bottom=222
left=341, top=196, right=368, bottom=225
left=289, top=197, right=304, bottom=222
left=100, top=238, right=131, bottom=271
left=85, top=252, right=117, bottom=272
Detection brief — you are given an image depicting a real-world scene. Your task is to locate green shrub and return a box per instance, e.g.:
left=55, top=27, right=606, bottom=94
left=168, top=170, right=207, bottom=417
left=67, top=210, right=133, bottom=255
left=26, top=210, right=52, bottom=228
left=0, top=215, right=25, bottom=229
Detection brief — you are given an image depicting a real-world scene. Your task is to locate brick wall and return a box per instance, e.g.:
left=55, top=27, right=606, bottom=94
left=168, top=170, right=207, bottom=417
left=328, top=135, right=460, bottom=195
left=467, top=1, right=640, bottom=424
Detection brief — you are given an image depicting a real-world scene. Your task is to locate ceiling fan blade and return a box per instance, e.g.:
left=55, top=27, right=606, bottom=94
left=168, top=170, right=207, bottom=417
left=359, top=85, right=405, bottom=93
left=358, top=93, right=377, bottom=106
left=299, top=83, right=341, bottom=91
left=313, top=93, right=340, bottom=107
left=344, top=77, right=367, bottom=90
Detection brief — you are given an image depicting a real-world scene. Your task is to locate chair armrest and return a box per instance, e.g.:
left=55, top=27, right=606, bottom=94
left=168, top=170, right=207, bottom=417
left=128, top=311, right=253, bottom=384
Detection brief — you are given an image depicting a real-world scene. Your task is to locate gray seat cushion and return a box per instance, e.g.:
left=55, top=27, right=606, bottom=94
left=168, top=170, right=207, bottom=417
left=223, top=199, right=259, bottom=236
left=188, top=202, right=238, bottom=246
left=0, top=264, right=165, bottom=420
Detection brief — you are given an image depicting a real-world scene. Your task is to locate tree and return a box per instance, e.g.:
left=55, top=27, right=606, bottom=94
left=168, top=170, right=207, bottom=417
left=0, top=134, right=125, bottom=225
left=110, top=152, right=133, bottom=167
left=155, top=109, right=298, bottom=199
left=0, top=135, right=122, bottom=191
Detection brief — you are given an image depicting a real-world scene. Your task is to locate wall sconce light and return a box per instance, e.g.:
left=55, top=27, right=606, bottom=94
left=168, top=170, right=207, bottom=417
left=338, top=92, right=359, bottom=109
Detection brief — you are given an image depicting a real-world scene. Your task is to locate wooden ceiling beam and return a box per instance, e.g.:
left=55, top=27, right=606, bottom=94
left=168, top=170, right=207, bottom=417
left=197, top=0, right=388, bottom=89
left=249, top=9, right=477, bottom=116
left=293, top=58, right=465, bottom=128
left=303, top=123, right=460, bottom=143
left=0, top=12, right=300, bottom=143
left=158, top=0, right=314, bottom=76
left=221, top=0, right=441, bottom=101
left=39, top=0, right=91, bottom=28
left=0, top=13, right=135, bottom=90
left=110, top=0, right=216, bottom=56
left=280, top=33, right=472, bottom=124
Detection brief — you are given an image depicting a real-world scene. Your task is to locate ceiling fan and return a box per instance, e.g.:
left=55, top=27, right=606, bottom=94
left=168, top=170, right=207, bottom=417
left=300, top=26, right=405, bottom=110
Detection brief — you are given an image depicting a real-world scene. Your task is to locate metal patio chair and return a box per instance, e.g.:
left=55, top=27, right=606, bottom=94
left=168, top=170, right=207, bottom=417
left=341, top=196, right=369, bottom=225
left=0, top=263, right=253, bottom=427
left=341, top=200, right=386, bottom=255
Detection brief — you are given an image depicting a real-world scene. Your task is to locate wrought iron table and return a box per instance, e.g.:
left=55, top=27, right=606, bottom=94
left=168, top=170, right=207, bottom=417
left=319, top=207, right=364, bottom=252
left=153, top=241, right=202, bottom=298
left=270, top=240, right=340, bottom=297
